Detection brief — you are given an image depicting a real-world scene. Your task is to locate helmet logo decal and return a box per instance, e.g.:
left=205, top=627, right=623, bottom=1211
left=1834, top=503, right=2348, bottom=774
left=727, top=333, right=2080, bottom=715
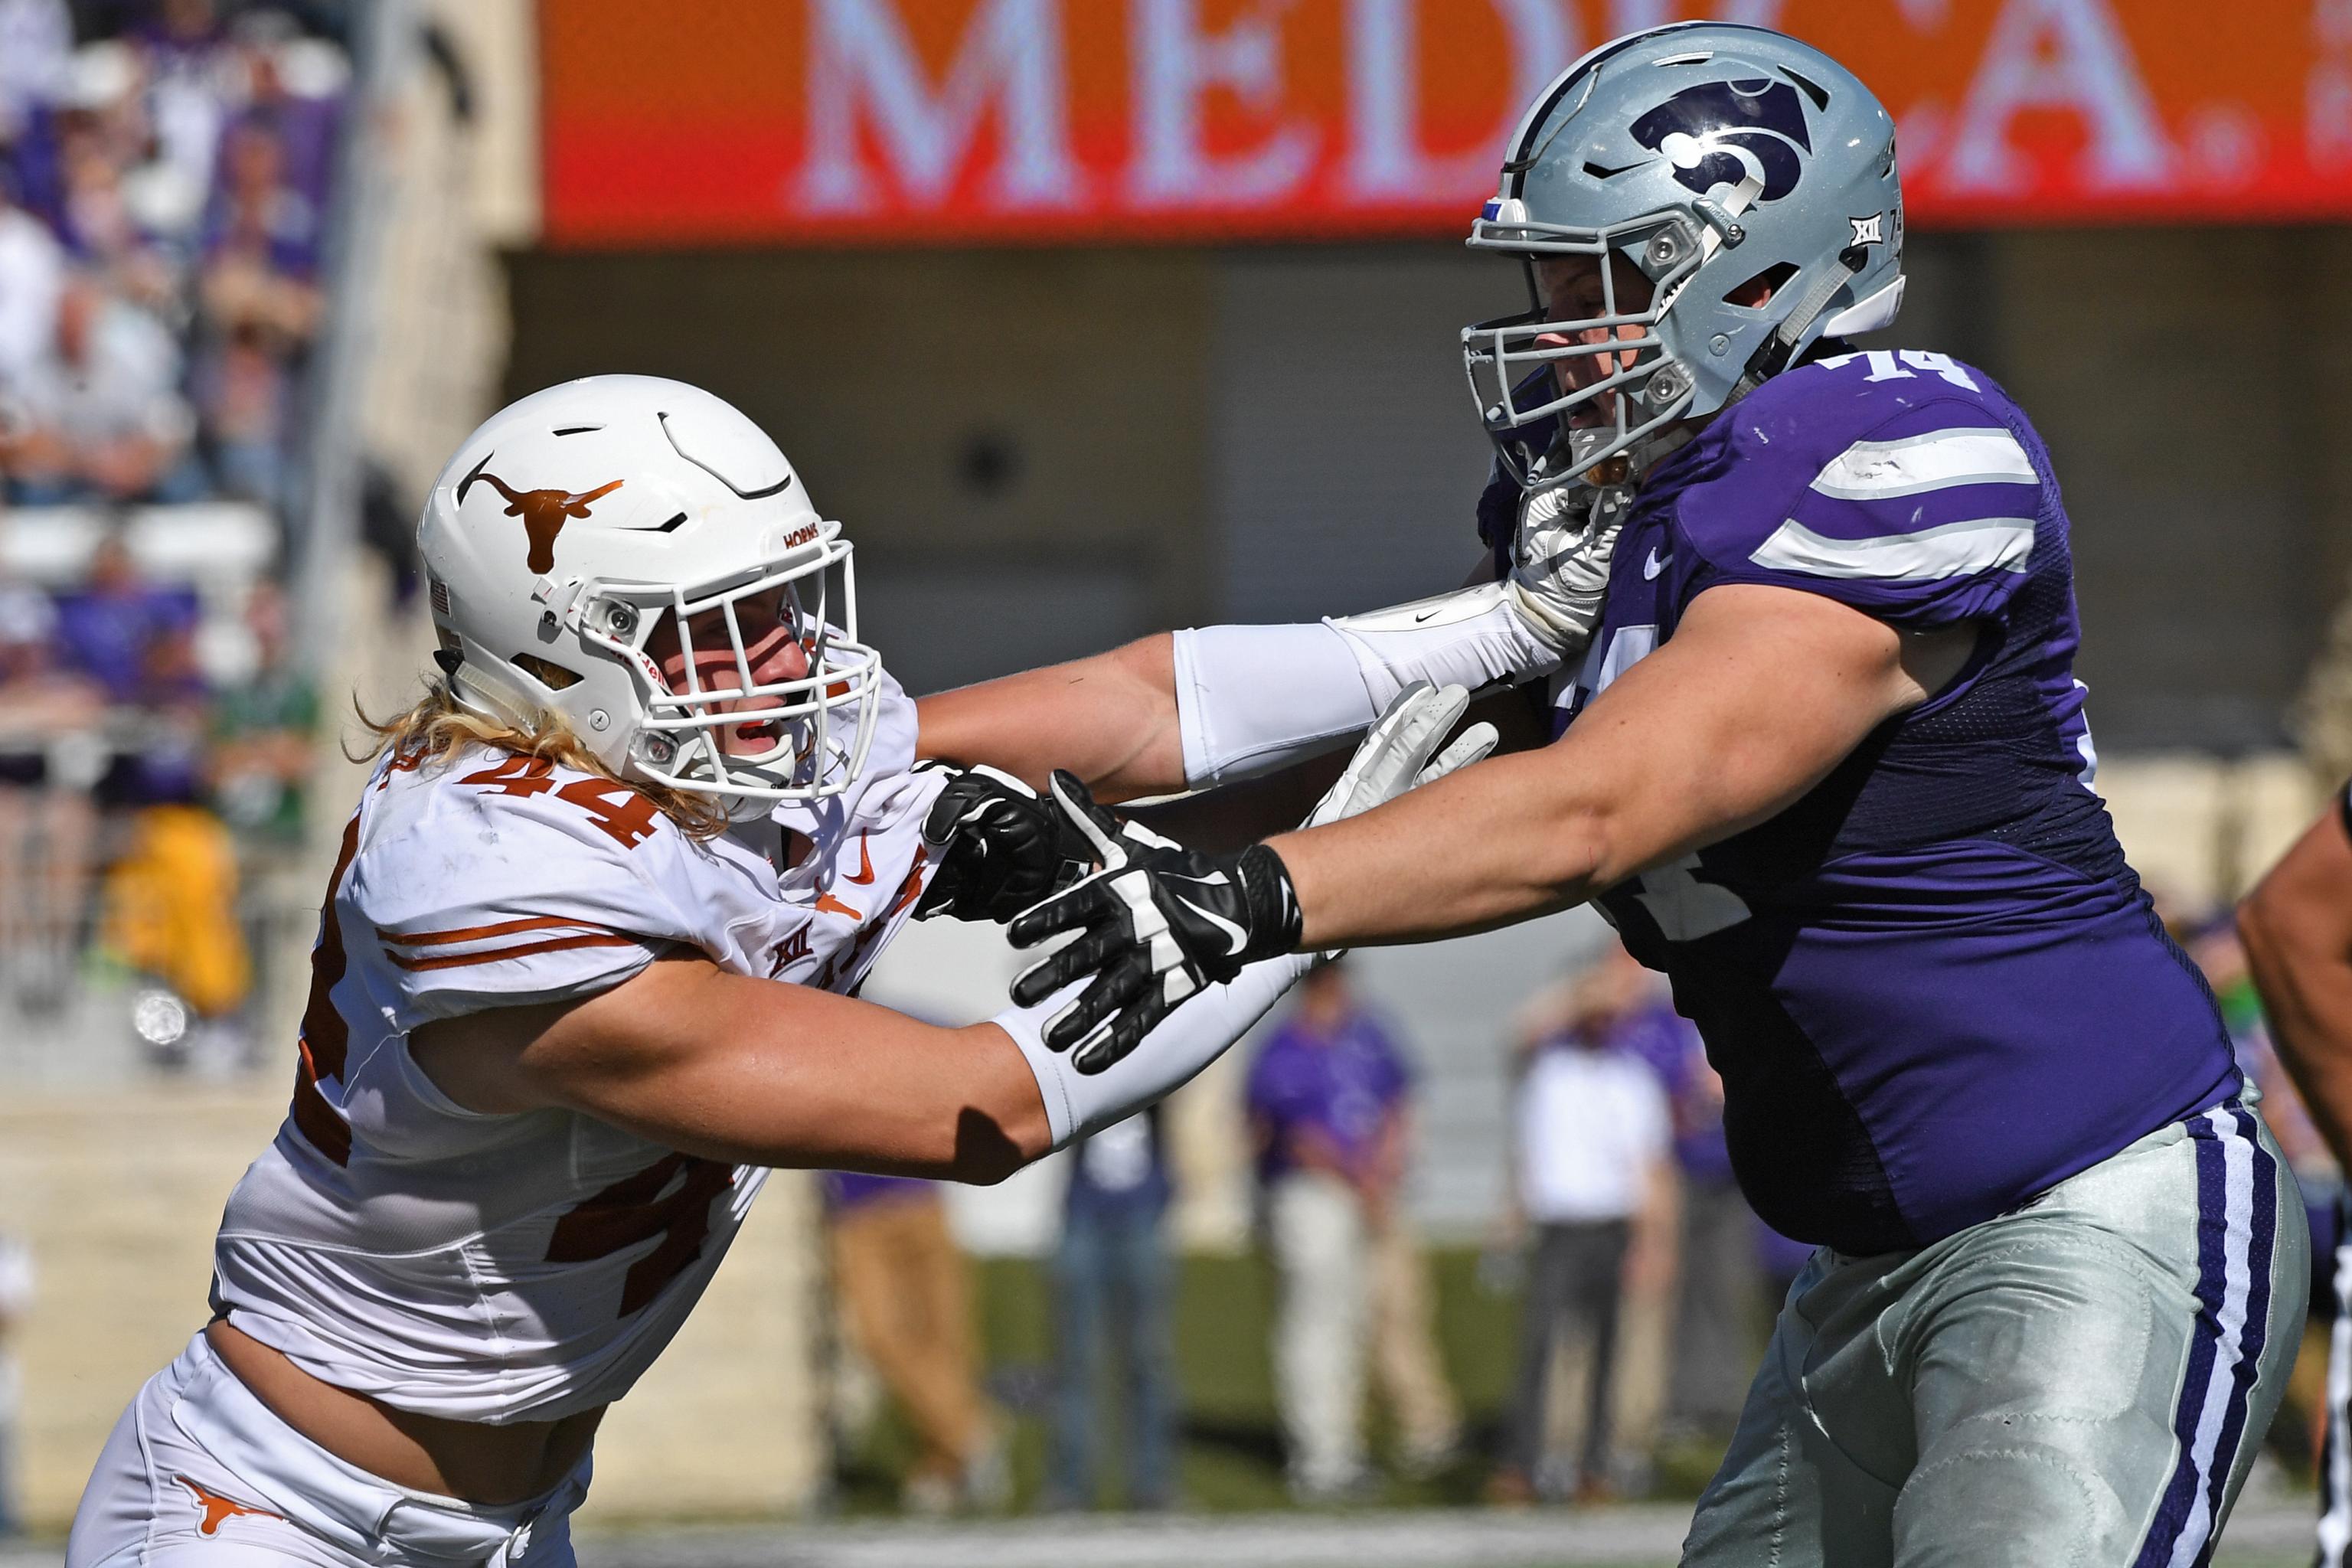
left=1629, top=78, right=1811, bottom=203
left=458, top=455, right=625, bottom=573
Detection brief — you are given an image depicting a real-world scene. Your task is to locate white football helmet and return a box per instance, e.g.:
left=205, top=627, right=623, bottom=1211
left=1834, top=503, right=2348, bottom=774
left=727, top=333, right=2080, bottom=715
left=416, top=375, right=884, bottom=817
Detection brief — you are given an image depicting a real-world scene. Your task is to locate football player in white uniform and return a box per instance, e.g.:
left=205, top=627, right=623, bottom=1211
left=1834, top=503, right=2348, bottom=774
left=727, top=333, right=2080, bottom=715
left=64, top=376, right=1494, bottom=1568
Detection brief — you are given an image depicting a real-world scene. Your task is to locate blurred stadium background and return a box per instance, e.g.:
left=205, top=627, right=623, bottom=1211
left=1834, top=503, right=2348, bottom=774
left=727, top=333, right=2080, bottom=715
left=0, top=0, right=2348, bottom=1563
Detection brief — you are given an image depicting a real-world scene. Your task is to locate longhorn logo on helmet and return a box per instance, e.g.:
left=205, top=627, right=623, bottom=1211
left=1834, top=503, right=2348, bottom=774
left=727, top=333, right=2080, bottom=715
left=456, top=455, right=626, bottom=573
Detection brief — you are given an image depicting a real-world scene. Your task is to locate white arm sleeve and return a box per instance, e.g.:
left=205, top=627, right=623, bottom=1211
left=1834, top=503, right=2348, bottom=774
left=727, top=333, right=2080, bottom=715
left=995, top=952, right=1313, bottom=1149
left=1173, top=583, right=1558, bottom=789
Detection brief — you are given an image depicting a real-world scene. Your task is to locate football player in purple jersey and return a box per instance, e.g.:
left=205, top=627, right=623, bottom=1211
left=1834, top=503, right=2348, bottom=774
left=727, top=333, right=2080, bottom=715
left=917, top=23, right=2306, bottom=1564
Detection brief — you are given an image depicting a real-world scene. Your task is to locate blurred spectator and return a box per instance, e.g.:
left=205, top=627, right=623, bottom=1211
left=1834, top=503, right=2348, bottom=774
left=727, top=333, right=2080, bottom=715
left=5, top=272, right=201, bottom=505
left=1246, top=959, right=1443, bottom=1501
left=52, top=531, right=200, bottom=707
left=204, top=111, right=322, bottom=280
left=1493, top=956, right=1676, bottom=1504
left=0, top=165, right=64, bottom=396
left=192, top=113, right=319, bottom=508
left=45, top=44, right=181, bottom=312
left=224, top=10, right=348, bottom=204
left=0, top=1230, right=30, bottom=1538
left=99, top=796, right=250, bottom=1066
left=207, top=577, right=315, bottom=847
left=0, top=8, right=348, bottom=511
left=1566, top=946, right=1762, bottom=1442
left=0, top=567, right=103, bottom=1011
left=0, top=0, right=70, bottom=146
left=822, top=1173, right=1006, bottom=1514
left=132, top=0, right=241, bottom=235
left=1045, top=1109, right=1179, bottom=1512
left=1362, top=1089, right=1461, bottom=1481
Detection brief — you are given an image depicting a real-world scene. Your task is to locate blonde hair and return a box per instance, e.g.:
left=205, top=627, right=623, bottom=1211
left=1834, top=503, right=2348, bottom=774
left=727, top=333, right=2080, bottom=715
left=351, top=684, right=731, bottom=841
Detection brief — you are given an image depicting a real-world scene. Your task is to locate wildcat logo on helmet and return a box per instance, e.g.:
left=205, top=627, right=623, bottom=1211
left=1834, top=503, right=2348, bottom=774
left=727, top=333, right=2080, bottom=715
left=1628, top=79, right=1811, bottom=204
left=456, top=454, right=626, bottom=574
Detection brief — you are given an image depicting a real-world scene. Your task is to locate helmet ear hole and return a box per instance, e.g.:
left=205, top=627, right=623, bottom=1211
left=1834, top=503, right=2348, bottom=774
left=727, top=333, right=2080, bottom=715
left=512, top=653, right=584, bottom=691
left=1724, top=261, right=1798, bottom=308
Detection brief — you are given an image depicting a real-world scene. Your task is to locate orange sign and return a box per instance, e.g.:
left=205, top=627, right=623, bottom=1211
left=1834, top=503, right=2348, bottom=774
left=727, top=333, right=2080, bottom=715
left=541, top=0, right=2348, bottom=246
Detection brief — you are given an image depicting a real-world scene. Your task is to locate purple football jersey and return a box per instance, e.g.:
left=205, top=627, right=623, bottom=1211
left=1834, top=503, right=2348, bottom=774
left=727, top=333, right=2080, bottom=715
left=1536, top=349, right=2237, bottom=1254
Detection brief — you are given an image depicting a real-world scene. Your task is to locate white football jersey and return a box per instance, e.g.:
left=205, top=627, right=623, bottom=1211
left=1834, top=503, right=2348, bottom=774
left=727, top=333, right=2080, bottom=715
left=211, top=688, right=943, bottom=1423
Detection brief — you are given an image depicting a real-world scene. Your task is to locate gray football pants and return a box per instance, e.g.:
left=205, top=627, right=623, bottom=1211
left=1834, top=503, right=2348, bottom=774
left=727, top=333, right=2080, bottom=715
left=1682, top=1099, right=2305, bottom=1568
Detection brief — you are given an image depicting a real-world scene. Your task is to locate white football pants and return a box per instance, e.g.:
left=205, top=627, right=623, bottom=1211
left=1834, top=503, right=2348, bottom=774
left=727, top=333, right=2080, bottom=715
left=67, top=1333, right=586, bottom=1568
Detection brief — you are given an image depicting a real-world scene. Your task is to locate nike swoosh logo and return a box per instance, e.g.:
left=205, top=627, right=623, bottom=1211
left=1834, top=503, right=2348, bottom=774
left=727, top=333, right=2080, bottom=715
left=1171, top=893, right=1248, bottom=956
left=1644, top=547, right=1671, bottom=580
left=1414, top=607, right=1441, bottom=624
left=844, top=834, right=875, bottom=885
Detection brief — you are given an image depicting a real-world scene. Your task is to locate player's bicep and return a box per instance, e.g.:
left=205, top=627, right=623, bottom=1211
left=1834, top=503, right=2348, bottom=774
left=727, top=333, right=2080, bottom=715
left=403, top=953, right=721, bottom=1119
left=1560, top=583, right=1956, bottom=883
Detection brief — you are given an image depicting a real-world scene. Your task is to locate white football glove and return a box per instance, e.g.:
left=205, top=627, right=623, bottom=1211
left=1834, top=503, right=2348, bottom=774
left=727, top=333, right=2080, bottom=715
left=1303, top=681, right=1498, bottom=829
left=1506, top=481, right=1633, bottom=655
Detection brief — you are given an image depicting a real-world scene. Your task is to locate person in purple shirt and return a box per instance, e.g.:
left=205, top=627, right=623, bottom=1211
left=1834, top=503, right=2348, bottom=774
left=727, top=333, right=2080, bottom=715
left=1245, top=960, right=1409, bottom=1501
left=1247, top=964, right=1410, bottom=1190
left=50, top=532, right=207, bottom=805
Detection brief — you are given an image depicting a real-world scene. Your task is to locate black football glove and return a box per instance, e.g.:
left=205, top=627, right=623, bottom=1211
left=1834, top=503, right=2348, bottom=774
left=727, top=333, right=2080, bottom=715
left=1008, top=770, right=1302, bottom=1070
left=912, top=763, right=1096, bottom=923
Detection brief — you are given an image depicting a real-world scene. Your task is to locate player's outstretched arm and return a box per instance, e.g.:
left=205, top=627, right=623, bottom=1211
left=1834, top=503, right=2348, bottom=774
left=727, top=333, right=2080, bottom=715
left=2241, top=802, right=2352, bottom=1168
left=408, top=947, right=1315, bottom=1182
left=1011, top=585, right=1975, bottom=1050
left=1273, top=584, right=1972, bottom=946
left=411, top=959, right=1057, bottom=1182
left=916, top=505, right=1612, bottom=804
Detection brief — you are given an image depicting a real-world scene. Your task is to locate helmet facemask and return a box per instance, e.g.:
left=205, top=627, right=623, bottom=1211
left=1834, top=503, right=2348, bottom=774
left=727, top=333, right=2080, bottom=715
left=1462, top=207, right=1721, bottom=492
left=571, top=527, right=883, bottom=818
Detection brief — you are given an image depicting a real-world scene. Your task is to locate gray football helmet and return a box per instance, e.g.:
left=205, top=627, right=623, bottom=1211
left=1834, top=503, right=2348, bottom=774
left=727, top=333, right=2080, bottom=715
left=1462, top=24, right=1905, bottom=489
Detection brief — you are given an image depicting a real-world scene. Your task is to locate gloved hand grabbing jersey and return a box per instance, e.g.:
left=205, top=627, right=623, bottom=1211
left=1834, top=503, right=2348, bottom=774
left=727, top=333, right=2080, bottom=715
left=911, top=762, right=1095, bottom=923
left=1008, top=682, right=1496, bottom=1069
left=1506, top=479, right=1633, bottom=654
